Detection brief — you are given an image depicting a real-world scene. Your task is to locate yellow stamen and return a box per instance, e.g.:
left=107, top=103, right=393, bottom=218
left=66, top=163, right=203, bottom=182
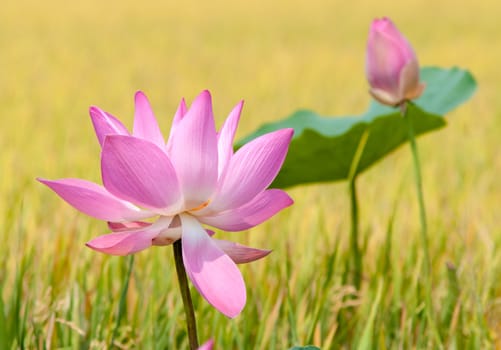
left=188, top=200, right=210, bottom=212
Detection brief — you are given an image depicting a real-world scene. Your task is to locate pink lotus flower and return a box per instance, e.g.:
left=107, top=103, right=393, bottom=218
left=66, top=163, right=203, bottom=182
left=366, top=17, right=425, bottom=106
left=38, top=90, right=293, bottom=318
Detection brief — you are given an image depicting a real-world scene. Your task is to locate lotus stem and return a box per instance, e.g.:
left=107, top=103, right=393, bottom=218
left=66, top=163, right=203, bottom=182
left=347, top=130, right=369, bottom=289
left=402, top=102, right=442, bottom=346
left=173, top=239, right=199, bottom=349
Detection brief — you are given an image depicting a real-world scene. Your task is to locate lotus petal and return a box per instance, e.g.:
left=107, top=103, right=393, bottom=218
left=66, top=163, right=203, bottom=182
left=133, top=91, right=165, bottom=148
left=217, top=100, right=243, bottom=178
left=209, top=128, right=293, bottom=212
left=168, top=91, right=218, bottom=208
left=180, top=214, right=246, bottom=318
left=101, top=135, right=182, bottom=212
left=214, top=239, right=271, bottom=264
left=166, top=98, right=188, bottom=153
left=89, top=106, right=130, bottom=147
left=199, top=189, right=292, bottom=231
left=38, top=178, right=151, bottom=221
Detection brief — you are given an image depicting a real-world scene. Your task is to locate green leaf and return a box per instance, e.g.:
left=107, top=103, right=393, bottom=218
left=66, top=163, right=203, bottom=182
left=289, top=346, right=321, bottom=350
left=237, top=67, right=476, bottom=188
left=416, top=66, right=477, bottom=115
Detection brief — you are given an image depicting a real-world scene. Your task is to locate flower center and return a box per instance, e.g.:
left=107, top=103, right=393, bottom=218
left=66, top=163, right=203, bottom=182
left=188, top=200, right=210, bottom=212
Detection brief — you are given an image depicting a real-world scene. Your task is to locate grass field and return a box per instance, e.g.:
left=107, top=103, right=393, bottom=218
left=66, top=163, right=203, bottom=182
left=1, top=0, right=500, bottom=348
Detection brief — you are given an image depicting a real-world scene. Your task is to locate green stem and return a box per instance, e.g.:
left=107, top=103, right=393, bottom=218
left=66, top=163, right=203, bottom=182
left=349, top=177, right=362, bottom=289
left=403, top=104, right=431, bottom=274
left=402, top=103, right=442, bottom=346
left=110, top=255, right=134, bottom=348
left=173, top=240, right=199, bottom=349
left=347, top=130, right=369, bottom=290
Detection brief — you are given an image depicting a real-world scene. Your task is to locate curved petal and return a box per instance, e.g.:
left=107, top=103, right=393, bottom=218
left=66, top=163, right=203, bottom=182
left=152, top=215, right=183, bottom=246
left=209, top=128, right=293, bottom=212
left=133, top=91, right=165, bottom=148
left=199, top=189, right=292, bottom=231
left=217, top=100, right=243, bottom=178
left=86, top=230, right=154, bottom=255
left=399, top=60, right=425, bottom=101
left=368, top=88, right=400, bottom=106
left=101, top=135, right=182, bottom=213
left=367, top=29, right=403, bottom=93
left=173, top=98, right=188, bottom=125
left=86, top=217, right=172, bottom=255
left=108, top=221, right=150, bottom=232
left=166, top=98, right=188, bottom=153
left=213, top=239, right=271, bottom=264
left=89, top=106, right=130, bottom=147
left=180, top=214, right=246, bottom=318
left=168, top=91, right=218, bottom=208
left=38, top=178, right=151, bottom=221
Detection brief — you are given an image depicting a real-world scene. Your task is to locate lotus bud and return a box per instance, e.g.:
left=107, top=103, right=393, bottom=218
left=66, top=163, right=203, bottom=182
left=366, top=17, right=425, bottom=106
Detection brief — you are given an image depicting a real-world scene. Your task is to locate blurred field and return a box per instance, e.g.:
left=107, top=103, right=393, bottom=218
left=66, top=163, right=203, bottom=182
left=1, top=0, right=500, bottom=348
